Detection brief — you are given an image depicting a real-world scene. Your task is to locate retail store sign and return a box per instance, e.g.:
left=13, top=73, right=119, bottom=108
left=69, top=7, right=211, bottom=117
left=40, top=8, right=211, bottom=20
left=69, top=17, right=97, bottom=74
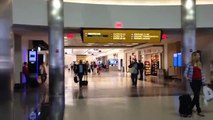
left=81, top=29, right=162, bottom=43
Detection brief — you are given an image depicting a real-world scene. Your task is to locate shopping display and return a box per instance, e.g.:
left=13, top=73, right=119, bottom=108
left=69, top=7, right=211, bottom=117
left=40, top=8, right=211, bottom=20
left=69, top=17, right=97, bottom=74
left=151, top=54, right=160, bottom=76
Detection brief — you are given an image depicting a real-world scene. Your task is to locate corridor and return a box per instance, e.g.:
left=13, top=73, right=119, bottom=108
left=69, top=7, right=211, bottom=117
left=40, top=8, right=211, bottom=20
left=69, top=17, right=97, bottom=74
left=63, top=71, right=213, bottom=120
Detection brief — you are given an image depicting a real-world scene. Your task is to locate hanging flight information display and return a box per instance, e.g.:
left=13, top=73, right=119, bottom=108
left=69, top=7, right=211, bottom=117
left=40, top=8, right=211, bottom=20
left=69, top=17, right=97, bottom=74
left=82, top=29, right=162, bottom=43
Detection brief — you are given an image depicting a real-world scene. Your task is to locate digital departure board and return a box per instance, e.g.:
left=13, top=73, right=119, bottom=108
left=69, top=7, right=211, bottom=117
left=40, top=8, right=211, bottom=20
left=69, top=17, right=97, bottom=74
left=82, top=29, right=162, bottom=43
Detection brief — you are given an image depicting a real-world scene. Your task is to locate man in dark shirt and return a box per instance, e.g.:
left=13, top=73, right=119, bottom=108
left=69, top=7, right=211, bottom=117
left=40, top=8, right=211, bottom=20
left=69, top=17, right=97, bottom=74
left=138, top=60, right=144, bottom=80
left=22, top=62, right=29, bottom=85
left=76, top=60, right=86, bottom=88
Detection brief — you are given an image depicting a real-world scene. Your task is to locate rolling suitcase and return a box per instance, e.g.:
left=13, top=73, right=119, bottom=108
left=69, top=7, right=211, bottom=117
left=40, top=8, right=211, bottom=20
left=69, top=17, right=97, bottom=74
left=81, top=75, right=88, bottom=86
left=81, top=80, right=88, bottom=86
left=179, top=94, right=192, bottom=117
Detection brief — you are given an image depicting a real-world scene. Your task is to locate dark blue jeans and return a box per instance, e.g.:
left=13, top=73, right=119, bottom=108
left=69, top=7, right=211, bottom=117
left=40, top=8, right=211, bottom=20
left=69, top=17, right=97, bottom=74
left=78, top=73, right=84, bottom=87
left=131, top=73, right=138, bottom=86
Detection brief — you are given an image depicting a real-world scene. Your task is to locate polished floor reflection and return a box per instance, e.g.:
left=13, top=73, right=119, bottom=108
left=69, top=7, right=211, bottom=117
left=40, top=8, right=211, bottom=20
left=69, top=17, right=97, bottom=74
left=64, top=96, right=213, bottom=120
left=65, top=71, right=185, bottom=99
left=64, top=71, right=213, bottom=120
left=1, top=70, right=213, bottom=120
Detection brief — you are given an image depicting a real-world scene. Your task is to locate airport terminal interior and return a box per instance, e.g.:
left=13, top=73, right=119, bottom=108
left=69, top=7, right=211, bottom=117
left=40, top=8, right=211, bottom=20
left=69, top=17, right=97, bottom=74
left=1, top=0, right=213, bottom=120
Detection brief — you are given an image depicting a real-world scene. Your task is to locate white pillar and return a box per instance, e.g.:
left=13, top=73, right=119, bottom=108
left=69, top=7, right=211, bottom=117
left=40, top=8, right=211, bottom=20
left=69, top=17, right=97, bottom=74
left=48, top=0, right=65, bottom=119
left=181, top=0, right=196, bottom=92
left=0, top=0, right=13, bottom=119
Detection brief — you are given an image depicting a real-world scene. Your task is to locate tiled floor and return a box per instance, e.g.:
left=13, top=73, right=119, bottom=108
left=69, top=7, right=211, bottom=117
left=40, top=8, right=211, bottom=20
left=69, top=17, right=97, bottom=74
left=65, top=71, right=185, bottom=99
left=64, top=97, right=213, bottom=120
left=64, top=71, right=213, bottom=120
left=1, top=70, right=213, bottom=120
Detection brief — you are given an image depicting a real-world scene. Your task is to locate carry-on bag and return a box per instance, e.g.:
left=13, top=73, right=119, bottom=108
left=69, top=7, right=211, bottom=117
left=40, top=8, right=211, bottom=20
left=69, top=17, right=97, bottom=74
left=81, top=75, right=88, bottom=86
left=179, top=94, right=192, bottom=117
left=81, top=80, right=88, bottom=86
left=74, top=75, right=78, bottom=83
left=203, top=85, right=213, bottom=106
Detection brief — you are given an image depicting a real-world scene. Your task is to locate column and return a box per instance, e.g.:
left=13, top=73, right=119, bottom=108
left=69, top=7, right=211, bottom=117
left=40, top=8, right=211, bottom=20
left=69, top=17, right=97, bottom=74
left=14, top=34, right=22, bottom=85
left=181, top=0, right=196, bottom=91
left=48, top=0, right=64, bottom=120
left=0, top=0, right=13, bottom=101
left=0, top=0, right=13, bottom=119
left=181, top=0, right=196, bottom=65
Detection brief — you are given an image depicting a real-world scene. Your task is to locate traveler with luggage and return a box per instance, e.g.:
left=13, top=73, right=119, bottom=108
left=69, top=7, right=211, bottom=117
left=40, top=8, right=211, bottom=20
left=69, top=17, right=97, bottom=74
left=184, top=51, right=206, bottom=117
left=128, top=59, right=139, bottom=87
left=75, top=60, right=86, bottom=88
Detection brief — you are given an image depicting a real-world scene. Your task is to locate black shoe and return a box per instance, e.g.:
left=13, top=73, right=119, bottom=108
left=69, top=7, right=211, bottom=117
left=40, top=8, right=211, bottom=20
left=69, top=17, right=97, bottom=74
left=180, top=114, right=192, bottom=117
left=197, top=113, right=205, bottom=117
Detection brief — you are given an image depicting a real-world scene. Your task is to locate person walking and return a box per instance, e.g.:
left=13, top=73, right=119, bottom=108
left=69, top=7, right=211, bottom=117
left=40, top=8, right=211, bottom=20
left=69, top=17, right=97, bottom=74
left=84, top=61, right=89, bottom=80
left=93, top=62, right=97, bottom=75
left=76, top=60, right=86, bottom=88
left=128, top=59, right=139, bottom=87
left=138, top=60, right=144, bottom=80
left=22, top=62, right=29, bottom=85
left=39, top=62, right=47, bottom=84
left=73, top=62, right=78, bottom=75
left=184, top=51, right=206, bottom=117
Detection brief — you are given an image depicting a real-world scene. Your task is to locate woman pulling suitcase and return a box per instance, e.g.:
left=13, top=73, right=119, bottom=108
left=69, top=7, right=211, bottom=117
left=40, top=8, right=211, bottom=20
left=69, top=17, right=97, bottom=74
left=184, top=51, right=206, bottom=117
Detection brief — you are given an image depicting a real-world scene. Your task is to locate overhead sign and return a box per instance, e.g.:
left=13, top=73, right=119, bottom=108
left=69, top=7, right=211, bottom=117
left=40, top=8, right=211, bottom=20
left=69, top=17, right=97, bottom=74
left=82, top=29, right=162, bottom=43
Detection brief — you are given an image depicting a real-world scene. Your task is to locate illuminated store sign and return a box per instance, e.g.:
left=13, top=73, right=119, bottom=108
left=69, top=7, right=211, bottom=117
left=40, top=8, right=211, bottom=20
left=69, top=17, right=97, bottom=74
left=82, top=29, right=162, bottom=43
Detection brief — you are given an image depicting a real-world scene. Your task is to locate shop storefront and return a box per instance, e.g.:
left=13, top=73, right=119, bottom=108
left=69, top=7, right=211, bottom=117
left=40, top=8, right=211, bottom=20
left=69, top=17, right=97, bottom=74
left=138, top=47, right=164, bottom=82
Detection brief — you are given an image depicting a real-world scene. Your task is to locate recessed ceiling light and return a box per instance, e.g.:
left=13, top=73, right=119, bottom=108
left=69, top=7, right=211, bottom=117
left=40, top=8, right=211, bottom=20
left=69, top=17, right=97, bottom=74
left=104, top=45, right=110, bottom=46
left=86, top=44, right=92, bottom=46
left=132, top=43, right=138, bottom=45
left=87, top=43, right=94, bottom=45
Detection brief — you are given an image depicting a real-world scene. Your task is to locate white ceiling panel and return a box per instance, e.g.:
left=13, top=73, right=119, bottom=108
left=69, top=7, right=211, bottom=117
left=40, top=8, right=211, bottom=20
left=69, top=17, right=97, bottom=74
left=65, top=48, right=118, bottom=56
left=64, top=0, right=213, bottom=6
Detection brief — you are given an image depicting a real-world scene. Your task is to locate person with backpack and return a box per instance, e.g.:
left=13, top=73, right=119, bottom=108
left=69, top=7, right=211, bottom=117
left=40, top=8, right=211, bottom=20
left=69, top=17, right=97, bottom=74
left=184, top=51, right=206, bottom=117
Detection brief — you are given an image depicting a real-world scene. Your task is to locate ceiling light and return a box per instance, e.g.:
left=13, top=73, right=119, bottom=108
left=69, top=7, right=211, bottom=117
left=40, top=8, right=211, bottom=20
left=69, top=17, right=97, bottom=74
left=38, top=47, right=41, bottom=51
left=132, top=43, right=138, bottom=45
left=87, top=43, right=94, bottom=45
left=185, top=0, right=193, bottom=10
